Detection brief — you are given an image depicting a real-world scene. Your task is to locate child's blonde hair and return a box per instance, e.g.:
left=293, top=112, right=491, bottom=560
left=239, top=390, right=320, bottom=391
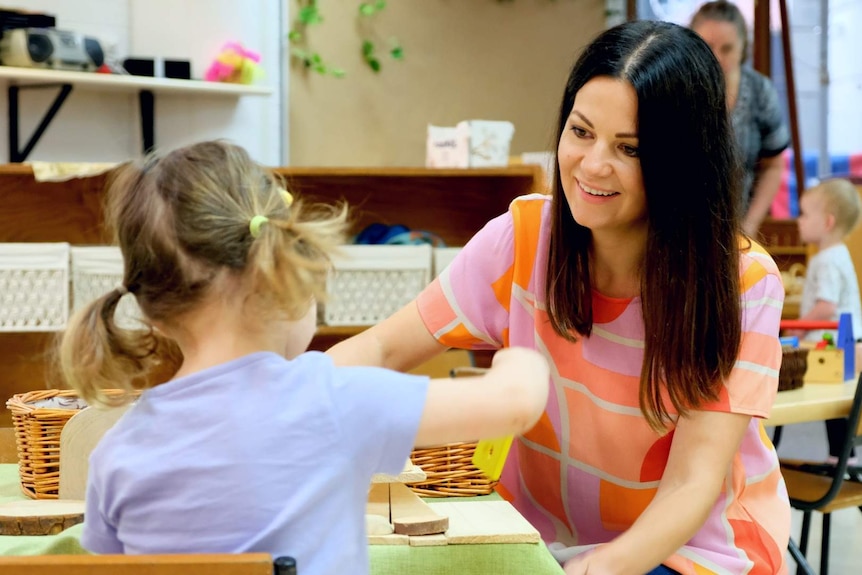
left=810, top=178, right=862, bottom=236
left=58, top=140, right=347, bottom=406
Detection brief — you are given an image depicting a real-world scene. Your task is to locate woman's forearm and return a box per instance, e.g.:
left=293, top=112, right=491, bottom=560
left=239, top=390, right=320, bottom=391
left=572, top=482, right=718, bottom=575
left=743, top=155, right=784, bottom=237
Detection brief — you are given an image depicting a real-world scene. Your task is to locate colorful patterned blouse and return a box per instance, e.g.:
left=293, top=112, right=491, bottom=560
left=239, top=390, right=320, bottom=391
left=417, top=194, right=790, bottom=575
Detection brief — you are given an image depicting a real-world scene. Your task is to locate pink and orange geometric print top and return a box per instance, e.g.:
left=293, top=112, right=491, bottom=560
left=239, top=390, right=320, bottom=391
left=417, top=195, right=790, bottom=575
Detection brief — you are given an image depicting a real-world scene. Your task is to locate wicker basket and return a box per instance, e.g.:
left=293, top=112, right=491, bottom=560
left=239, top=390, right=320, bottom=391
left=779, top=347, right=809, bottom=392
left=409, top=442, right=499, bottom=497
left=6, top=389, right=131, bottom=499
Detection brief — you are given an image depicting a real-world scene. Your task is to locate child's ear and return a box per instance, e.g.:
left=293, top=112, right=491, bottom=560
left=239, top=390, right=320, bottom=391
left=825, top=212, right=837, bottom=232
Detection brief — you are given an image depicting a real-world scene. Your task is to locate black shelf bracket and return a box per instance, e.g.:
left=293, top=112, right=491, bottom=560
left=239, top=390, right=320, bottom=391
left=8, top=83, right=73, bottom=163
left=7, top=83, right=158, bottom=162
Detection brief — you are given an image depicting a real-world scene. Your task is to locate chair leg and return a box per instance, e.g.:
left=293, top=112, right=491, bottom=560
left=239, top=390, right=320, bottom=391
left=820, top=513, right=831, bottom=575
left=788, top=538, right=817, bottom=575
left=799, top=511, right=811, bottom=556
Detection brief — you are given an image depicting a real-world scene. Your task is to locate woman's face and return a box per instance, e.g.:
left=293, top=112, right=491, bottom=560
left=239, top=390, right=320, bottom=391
left=558, top=76, right=646, bottom=238
left=692, top=19, right=744, bottom=77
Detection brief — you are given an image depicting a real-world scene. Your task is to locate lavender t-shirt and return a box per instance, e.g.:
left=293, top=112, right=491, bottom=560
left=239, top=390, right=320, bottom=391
left=81, top=351, right=428, bottom=575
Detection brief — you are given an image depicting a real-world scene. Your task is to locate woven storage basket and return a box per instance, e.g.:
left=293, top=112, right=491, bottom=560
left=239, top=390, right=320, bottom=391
left=778, top=347, right=809, bottom=392
left=0, top=243, right=69, bottom=332
left=70, top=246, right=144, bottom=329
left=323, top=244, right=432, bottom=326
left=409, top=443, right=499, bottom=497
left=6, top=389, right=131, bottom=499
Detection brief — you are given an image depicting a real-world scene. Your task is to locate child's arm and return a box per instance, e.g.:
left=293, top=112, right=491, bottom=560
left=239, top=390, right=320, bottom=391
left=800, top=298, right=838, bottom=322
left=414, top=347, right=549, bottom=447
left=786, top=299, right=838, bottom=339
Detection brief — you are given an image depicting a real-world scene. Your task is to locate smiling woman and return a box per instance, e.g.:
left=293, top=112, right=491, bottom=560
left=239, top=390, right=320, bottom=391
left=327, top=19, right=789, bottom=575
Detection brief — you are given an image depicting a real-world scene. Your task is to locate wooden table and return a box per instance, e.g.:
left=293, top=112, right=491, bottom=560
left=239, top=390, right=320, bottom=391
left=765, top=379, right=858, bottom=427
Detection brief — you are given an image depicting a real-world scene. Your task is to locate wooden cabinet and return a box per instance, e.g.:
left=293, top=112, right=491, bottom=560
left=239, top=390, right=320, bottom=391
left=0, top=164, right=544, bottom=425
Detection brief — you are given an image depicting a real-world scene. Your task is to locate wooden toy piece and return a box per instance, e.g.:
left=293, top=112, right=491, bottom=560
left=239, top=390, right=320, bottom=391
left=370, top=459, right=426, bottom=484
left=389, top=482, right=449, bottom=536
left=428, top=500, right=541, bottom=544
left=472, top=436, right=513, bottom=481
left=0, top=499, right=85, bottom=535
left=59, top=404, right=132, bottom=500
left=804, top=349, right=845, bottom=384
left=837, top=312, right=855, bottom=380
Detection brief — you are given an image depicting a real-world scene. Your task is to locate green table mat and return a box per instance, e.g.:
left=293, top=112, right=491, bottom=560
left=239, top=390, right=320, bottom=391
left=0, top=464, right=562, bottom=574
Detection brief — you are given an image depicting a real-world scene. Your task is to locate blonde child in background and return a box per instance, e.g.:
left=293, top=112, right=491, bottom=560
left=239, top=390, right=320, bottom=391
left=792, top=177, right=862, bottom=464
left=58, top=141, right=549, bottom=575
left=793, top=178, right=862, bottom=341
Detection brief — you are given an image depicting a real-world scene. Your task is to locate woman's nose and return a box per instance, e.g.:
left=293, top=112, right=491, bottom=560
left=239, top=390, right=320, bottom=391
left=581, top=144, right=613, bottom=178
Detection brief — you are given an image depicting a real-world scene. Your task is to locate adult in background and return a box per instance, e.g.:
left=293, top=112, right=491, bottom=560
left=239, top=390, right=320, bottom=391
left=691, top=0, right=791, bottom=237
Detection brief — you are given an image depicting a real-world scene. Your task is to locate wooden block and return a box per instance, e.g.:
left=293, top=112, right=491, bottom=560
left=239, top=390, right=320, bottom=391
left=409, top=534, right=449, bottom=547
left=804, top=349, right=845, bottom=383
left=371, top=459, right=427, bottom=484
left=366, top=514, right=394, bottom=536
left=389, top=482, right=448, bottom=536
left=366, top=483, right=389, bottom=521
left=367, top=533, right=410, bottom=545
left=0, top=499, right=85, bottom=535
left=429, top=500, right=541, bottom=544
left=394, top=514, right=449, bottom=536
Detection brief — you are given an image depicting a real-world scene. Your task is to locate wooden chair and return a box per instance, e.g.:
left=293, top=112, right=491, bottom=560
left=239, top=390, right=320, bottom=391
left=780, top=370, right=862, bottom=575
left=0, top=553, right=297, bottom=574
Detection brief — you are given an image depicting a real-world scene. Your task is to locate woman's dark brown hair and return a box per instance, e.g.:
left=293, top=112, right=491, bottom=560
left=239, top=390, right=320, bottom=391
left=546, top=20, right=743, bottom=430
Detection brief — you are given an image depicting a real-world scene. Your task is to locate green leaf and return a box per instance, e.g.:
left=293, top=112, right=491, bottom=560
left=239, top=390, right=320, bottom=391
left=375, top=0, right=386, bottom=10
left=367, top=58, right=381, bottom=72
left=287, top=30, right=302, bottom=43
left=299, top=5, right=322, bottom=25
left=362, top=40, right=375, bottom=57
left=359, top=3, right=376, bottom=16
left=331, top=68, right=347, bottom=78
left=390, top=46, right=403, bottom=60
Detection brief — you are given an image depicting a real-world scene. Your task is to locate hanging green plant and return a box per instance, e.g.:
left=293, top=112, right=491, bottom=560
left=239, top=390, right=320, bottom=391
left=288, top=0, right=400, bottom=78
left=288, top=0, right=574, bottom=78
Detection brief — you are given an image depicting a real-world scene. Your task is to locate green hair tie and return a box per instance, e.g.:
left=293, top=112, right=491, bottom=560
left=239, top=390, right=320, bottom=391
left=249, top=215, right=269, bottom=238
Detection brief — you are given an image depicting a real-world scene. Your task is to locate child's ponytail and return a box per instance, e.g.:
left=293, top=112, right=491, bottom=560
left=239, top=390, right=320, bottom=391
left=58, top=286, right=181, bottom=407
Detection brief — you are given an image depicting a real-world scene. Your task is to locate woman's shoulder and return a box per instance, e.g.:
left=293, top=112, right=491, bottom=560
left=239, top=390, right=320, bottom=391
left=739, top=238, right=783, bottom=290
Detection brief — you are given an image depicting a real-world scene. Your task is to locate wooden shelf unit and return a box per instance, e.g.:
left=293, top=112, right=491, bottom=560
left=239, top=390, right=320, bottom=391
left=0, top=163, right=543, bottom=425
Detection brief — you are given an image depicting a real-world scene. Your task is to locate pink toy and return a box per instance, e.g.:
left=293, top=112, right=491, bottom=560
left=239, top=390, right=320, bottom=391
left=205, top=42, right=262, bottom=84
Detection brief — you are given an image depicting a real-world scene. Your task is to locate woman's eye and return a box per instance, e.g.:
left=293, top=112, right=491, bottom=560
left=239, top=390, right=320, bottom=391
left=621, top=145, right=639, bottom=158
left=570, top=126, right=589, bottom=138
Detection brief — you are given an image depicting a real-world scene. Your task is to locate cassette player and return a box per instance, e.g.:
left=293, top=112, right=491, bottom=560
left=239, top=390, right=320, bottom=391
left=0, top=27, right=104, bottom=71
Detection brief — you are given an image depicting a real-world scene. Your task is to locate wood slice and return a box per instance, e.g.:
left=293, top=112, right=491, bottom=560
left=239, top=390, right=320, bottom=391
left=393, top=514, right=449, bottom=536
left=0, top=499, right=85, bottom=535
left=389, top=482, right=448, bottom=536
left=59, top=404, right=131, bottom=500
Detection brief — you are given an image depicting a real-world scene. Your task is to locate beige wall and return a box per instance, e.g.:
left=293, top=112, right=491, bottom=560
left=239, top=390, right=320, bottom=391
left=288, top=1, right=606, bottom=167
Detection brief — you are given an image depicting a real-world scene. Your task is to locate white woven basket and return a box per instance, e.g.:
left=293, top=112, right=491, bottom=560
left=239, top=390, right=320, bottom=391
left=70, top=246, right=144, bottom=329
left=323, top=244, right=432, bottom=326
left=0, top=243, right=69, bottom=332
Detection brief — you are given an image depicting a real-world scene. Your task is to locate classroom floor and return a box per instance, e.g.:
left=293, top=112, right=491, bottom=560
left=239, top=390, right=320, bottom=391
left=774, top=421, right=862, bottom=574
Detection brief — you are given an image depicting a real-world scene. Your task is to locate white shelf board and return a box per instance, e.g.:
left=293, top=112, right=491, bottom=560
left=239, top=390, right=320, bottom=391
left=0, top=66, right=272, bottom=97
